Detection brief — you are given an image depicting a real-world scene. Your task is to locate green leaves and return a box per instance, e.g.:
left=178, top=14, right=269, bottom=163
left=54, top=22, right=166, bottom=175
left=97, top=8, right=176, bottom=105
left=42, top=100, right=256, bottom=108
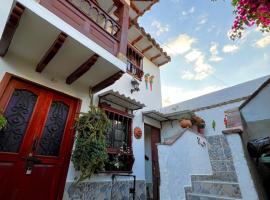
left=71, top=106, right=110, bottom=184
left=0, top=109, right=7, bottom=131
left=231, top=0, right=239, bottom=7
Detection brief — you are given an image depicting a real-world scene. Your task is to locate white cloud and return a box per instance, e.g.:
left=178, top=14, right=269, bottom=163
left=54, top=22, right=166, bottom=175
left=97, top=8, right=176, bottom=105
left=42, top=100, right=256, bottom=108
left=182, top=7, right=195, bottom=16
left=222, top=44, right=239, bottom=53
left=255, top=35, right=270, bottom=48
left=170, top=0, right=180, bottom=3
left=162, top=85, right=224, bottom=106
left=151, top=20, right=169, bottom=36
left=185, top=49, right=202, bottom=62
left=181, top=48, right=214, bottom=80
left=198, top=18, right=207, bottom=25
left=163, top=34, right=196, bottom=56
left=209, top=43, right=223, bottom=62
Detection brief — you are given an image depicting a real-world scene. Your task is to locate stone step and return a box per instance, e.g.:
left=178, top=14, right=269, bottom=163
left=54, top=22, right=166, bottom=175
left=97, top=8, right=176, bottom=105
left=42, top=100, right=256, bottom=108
left=192, top=181, right=242, bottom=199
left=187, top=192, right=242, bottom=200
left=191, top=172, right=238, bottom=182
left=185, top=186, right=192, bottom=200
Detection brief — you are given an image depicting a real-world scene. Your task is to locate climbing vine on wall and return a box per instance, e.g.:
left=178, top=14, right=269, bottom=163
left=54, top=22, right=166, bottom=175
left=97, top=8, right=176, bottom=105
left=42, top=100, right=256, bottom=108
left=71, top=105, right=111, bottom=184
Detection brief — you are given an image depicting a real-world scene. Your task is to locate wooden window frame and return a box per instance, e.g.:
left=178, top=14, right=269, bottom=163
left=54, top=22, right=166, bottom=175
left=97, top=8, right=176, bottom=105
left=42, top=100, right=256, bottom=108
left=126, top=44, right=144, bottom=81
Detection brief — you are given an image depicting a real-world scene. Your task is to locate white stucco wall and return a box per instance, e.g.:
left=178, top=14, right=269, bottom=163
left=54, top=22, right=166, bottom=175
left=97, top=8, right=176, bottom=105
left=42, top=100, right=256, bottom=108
left=158, top=130, right=212, bottom=200
left=161, top=101, right=244, bottom=142
left=0, top=0, right=163, bottom=184
left=92, top=57, right=162, bottom=181
left=159, top=77, right=266, bottom=200
left=162, top=75, right=270, bottom=114
left=241, top=83, right=270, bottom=122
left=0, top=0, right=14, bottom=39
left=0, top=49, right=162, bottom=183
left=226, top=134, right=259, bottom=200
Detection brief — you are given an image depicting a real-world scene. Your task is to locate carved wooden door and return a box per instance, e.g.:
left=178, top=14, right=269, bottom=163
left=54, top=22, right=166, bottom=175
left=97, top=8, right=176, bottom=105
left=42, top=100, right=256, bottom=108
left=151, top=126, right=161, bottom=200
left=0, top=77, right=79, bottom=200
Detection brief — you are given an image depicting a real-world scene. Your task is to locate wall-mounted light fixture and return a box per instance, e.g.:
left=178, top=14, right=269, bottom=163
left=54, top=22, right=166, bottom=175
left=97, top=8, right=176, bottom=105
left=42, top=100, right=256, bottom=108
left=131, top=79, right=140, bottom=94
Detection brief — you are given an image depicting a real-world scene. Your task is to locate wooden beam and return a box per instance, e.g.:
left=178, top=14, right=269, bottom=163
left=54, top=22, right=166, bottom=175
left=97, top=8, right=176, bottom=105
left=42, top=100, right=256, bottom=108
left=142, top=45, right=153, bottom=54
left=158, top=60, right=170, bottom=67
left=92, top=71, right=124, bottom=93
left=130, top=2, right=141, bottom=15
left=36, top=32, right=67, bottom=73
left=131, top=35, right=143, bottom=45
left=0, top=3, right=25, bottom=57
left=117, top=2, right=129, bottom=58
left=151, top=54, right=161, bottom=61
left=66, top=54, right=99, bottom=85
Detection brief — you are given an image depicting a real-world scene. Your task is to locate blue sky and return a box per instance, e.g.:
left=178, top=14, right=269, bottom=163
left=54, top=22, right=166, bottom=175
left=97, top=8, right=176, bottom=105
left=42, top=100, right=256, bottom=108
left=138, top=0, right=270, bottom=106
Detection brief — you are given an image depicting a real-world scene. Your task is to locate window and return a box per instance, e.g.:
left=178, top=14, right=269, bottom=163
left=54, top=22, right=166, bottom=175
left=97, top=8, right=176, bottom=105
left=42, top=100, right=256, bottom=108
left=100, top=104, right=134, bottom=173
left=127, top=44, right=144, bottom=80
left=105, top=110, right=131, bottom=149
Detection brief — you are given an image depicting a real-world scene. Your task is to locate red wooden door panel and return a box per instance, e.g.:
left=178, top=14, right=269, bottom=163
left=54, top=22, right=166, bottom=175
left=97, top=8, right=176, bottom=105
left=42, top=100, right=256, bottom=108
left=0, top=76, right=79, bottom=200
left=151, top=126, right=161, bottom=200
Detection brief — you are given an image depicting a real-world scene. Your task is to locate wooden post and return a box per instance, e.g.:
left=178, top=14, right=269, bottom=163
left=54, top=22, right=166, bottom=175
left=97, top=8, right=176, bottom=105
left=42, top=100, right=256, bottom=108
left=117, top=1, right=129, bottom=63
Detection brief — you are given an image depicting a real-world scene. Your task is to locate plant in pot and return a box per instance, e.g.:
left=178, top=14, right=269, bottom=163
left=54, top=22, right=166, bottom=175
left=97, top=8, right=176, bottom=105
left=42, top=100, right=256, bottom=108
left=192, top=115, right=206, bottom=134
left=105, top=143, right=134, bottom=172
left=179, top=112, right=195, bottom=129
left=71, top=105, right=111, bottom=184
left=0, top=109, right=7, bottom=131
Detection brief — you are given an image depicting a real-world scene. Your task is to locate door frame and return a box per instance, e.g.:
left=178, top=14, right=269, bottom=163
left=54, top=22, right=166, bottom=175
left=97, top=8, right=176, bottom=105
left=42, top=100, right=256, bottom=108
left=0, top=73, right=82, bottom=200
left=144, top=123, right=161, bottom=200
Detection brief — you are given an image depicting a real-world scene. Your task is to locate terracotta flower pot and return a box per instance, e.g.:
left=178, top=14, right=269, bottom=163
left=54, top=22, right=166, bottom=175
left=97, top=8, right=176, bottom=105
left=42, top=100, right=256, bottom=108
left=179, top=119, right=192, bottom=128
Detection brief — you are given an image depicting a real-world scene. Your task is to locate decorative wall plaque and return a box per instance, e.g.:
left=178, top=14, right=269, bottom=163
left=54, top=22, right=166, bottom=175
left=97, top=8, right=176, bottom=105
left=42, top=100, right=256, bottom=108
left=134, top=127, right=142, bottom=139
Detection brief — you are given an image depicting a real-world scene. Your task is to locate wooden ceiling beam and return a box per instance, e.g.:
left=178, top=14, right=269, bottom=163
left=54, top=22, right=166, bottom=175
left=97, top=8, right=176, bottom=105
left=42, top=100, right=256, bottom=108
left=131, top=35, right=143, bottom=45
left=150, top=53, right=161, bottom=61
left=36, top=32, right=67, bottom=73
left=142, top=45, right=153, bottom=54
left=92, top=71, right=124, bottom=93
left=158, top=60, right=170, bottom=67
left=0, top=3, right=25, bottom=57
left=130, top=2, right=141, bottom=15
left=66, top=54, right=99, bottom=85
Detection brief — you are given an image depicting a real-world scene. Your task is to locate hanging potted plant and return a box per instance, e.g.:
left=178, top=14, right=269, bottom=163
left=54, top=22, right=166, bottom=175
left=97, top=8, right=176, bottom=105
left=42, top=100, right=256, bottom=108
left=192, top=115, right=206, bottom=135
left=179, top=113, right=194, bottom=128
left=179, top=118, right=192, bottom=128
left=0, top=109, right=7, bottom=131
left=71, top=91, right=111, bottom=184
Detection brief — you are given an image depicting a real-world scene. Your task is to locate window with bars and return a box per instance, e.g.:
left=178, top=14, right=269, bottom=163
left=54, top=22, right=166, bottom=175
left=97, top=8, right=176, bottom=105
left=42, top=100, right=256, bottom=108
left=105, top=110, right=131, bottom=149
left=100, top=104, right=134, bottom=172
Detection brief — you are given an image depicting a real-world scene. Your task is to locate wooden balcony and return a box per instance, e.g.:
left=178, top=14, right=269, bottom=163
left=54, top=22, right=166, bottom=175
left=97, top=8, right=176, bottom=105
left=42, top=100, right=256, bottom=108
left=39, top=0, right=129, bottom=57
left=127, top=44, right=144, bottom=80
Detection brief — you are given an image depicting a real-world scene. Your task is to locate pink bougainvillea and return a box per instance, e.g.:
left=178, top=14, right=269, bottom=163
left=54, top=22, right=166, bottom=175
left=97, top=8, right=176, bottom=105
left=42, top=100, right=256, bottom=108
left=214, top=0, right=270, bottom=40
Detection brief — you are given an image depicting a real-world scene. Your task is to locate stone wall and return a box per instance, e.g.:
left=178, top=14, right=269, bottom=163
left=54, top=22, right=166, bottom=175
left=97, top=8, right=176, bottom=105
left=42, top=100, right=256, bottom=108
left=207, top=135, right=238, bottom=182
left=63, top=180, right=146, bottom=200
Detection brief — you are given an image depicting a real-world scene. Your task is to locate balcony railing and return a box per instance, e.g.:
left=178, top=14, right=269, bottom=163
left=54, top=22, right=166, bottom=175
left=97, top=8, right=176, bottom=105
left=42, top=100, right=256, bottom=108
left=127, top=44, right=144, bottom=80
left=39, top=0, right=129, bottom=56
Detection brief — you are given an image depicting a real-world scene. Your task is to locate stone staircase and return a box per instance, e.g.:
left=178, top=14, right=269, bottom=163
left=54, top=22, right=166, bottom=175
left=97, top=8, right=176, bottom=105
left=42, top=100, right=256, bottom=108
left=185, top=172, right=242, bottom=200
left=184, top=135, right=243, bottom=200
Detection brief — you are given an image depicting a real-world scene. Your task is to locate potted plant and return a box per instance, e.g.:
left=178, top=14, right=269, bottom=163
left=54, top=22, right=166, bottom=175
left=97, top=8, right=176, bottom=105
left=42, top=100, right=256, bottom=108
left=192, top=115, right=206, bottom=134
left=179, top=119, right=192, bottom=128
left=105, top=143, right=134, bottom=172
left=0, top=109, right=7, bottom=131
left=71, top=105, right=111, bottom=184
left=179, top=113, right=194, bottom=128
